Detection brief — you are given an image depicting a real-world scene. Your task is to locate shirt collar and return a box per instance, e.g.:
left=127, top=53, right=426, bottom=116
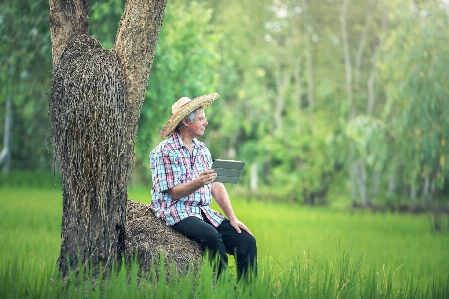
left=171, top=131, right=199, bottom=149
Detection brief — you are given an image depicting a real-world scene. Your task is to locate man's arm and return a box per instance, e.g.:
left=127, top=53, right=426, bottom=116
left=168, top=169, right=216, bottom=200
left=212, top=182, right=253, bottom=235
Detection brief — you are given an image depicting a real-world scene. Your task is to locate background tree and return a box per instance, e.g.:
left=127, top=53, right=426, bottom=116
left=380, top=0, right=449, bottom=228
left=2, top=0, right=448, bottom=227
left=135, top=0, right=221, bottom=182
left=48, top=0, right=166, bottom=278
left=0, top=0, right=52, bottom=172
left=85, top=0, right=221, bottom=185
left=339, top=0, right=389, bottom=207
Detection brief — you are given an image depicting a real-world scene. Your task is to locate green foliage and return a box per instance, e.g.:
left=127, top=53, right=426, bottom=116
left=135, top=0, right=221, bottom=173
left=0, top=0, right=52, bottom=170
left=379, top=0, right=449, bottom=198
left=2, top=0, right=449, bottom=209
left=247, top=128, right=334, bottom=204
left=0, top=0, right=51, bottom=89
left=89, top=0, right=125, bottom=50
left=197, top=0, right=346, bottom=204
left=345, top=115, right=388, bottom=170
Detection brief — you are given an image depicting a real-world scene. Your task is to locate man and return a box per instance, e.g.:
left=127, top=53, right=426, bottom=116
left=149, top=93, right=257, bottom=280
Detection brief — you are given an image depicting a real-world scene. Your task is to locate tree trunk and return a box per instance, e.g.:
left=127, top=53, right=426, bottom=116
left=49, top=0, right=90, bottom=67
left=356, top=160, right=367, bottom=206
left=339, top=0, right=358, bottom=205
left=354, top=0, right=373, bottom=90
left=410, top=172, right=418, bottom=204
left=250, top=162, right=258, bottom=191
left=0, top=94, right=13, bottom=173
left=49, top=0, right=166, bottom=280
left=370, top=169, right=381, bottom=206
left=366, top=67, right=377, bottom=115
left=293, top=56, right=302, bottom=133
left=113, top=0, right=167, bottom=141
left=368, top=4, right=388, bottom=115
left=274, top=64, right=287, bottom=134
left=387, top=171, right=396, bottom=197
left=291, top=5, right=302, bottom=134
left=302, top=0, right=315, bottom=126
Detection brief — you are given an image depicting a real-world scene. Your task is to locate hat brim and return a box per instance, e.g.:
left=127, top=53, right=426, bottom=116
left=159, top=93, right=219, bottom=138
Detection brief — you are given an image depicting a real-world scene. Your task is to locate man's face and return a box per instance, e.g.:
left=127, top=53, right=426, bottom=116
left=187, top=108, right=208, bottom=137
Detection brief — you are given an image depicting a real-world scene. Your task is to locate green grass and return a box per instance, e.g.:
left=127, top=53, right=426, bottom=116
left=1, top=185, right=448, bottom=298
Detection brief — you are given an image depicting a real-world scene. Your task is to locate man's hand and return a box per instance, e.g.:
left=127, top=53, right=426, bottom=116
left=211, top=181, right=253, bottom=235
left=230, top=217, right=253, bottom=236
left=168, top=169, right=216, bottom=200
left=198, top=169, right=217, bottom=186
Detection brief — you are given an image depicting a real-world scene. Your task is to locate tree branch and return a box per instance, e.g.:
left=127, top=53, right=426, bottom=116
left=113, top=0, right=167, bottom=138
left=49, top=0, right=90, bottom=67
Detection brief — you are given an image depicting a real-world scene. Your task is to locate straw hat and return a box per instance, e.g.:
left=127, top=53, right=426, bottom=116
left=159, top=93, right=219, bottom=138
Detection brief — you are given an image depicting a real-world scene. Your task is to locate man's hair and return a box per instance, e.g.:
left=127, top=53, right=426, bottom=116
left=176, top=108, right=201, bottom=132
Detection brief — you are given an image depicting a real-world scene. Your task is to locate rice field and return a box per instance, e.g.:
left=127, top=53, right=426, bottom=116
left=1, top=185, right=448, bottom=298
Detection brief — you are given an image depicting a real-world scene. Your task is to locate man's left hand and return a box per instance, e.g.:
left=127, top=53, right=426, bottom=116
left=230, top=217, right=253, bottom=236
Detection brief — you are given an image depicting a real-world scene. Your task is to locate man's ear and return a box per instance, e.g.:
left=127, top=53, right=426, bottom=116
left=182, top=118, right=188, bottom=126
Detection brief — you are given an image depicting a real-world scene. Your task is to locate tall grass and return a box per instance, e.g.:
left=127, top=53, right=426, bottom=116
left=1, top=185, right=448, bottom=298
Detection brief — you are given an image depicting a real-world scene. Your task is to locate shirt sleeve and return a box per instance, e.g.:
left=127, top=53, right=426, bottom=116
left=150, top=147, right=182, bottom=193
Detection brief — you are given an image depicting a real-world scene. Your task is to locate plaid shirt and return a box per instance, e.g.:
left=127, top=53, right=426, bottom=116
left=149, top=132, right=225, bottom=227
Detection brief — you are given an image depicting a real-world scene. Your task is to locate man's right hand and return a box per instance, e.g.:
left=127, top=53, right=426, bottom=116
left=197, top=169, right=217, bottom=186
left=168, top=169, right=217, bottom=200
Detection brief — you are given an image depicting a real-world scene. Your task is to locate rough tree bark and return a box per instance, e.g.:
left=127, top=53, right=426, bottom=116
left=48, top=0, right=167, bottom=279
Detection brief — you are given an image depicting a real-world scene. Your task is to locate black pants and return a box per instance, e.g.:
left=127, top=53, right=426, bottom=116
left=172, top=214, right=257, bottom=280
